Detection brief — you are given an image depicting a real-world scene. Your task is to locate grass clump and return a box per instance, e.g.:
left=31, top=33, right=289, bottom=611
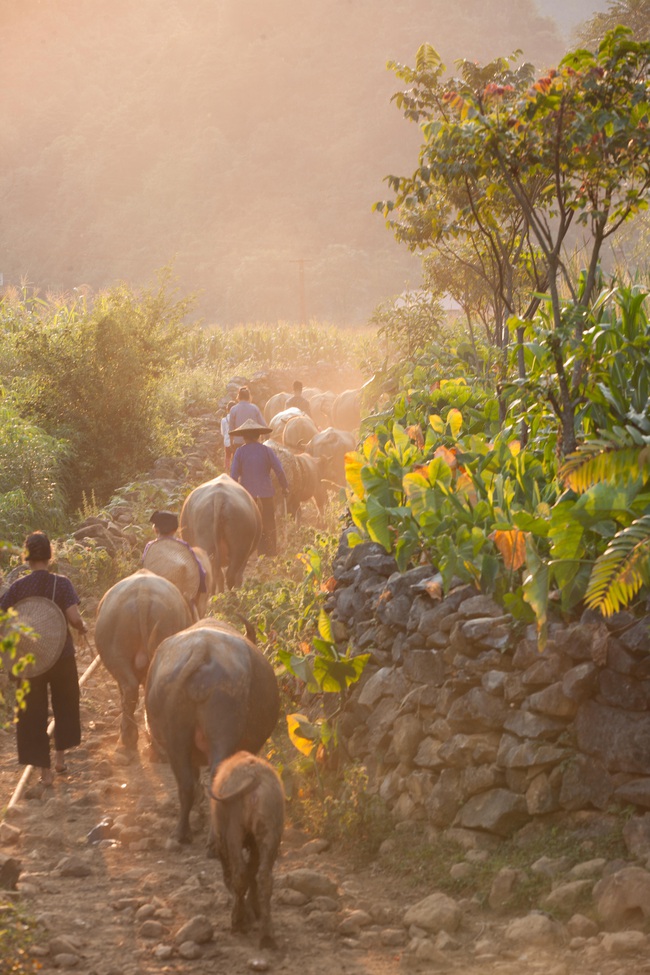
left=288, top=763, right=392, bottom=866
left=0, top=902, right=41, bottom=975
left=379, top=814, right=631, bottom=915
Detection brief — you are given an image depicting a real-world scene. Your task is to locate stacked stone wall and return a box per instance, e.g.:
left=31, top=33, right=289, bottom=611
left=327, top=535, right=650, bottom=842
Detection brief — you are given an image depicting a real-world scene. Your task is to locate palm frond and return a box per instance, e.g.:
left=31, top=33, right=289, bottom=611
left=560, top=443, right=650, bottom=494
left=584, top=514, right=650, bottom=616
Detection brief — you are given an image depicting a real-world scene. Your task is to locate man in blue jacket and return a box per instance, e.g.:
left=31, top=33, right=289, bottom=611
left=230, top=419, right=289, bottom=557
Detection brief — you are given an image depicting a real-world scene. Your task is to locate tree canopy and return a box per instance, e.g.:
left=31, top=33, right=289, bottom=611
left=377, top=29, right=650, bottom=453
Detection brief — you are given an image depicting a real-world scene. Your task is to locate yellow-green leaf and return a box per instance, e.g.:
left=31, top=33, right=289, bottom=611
left=286, top=713, right=317, bottom=757
left=345, top=455, right=365, bottom=498
left=447, top=408, right=463, bottom=438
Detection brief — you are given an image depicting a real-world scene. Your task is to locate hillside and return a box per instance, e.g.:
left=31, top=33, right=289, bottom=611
left=0, top=0, right=567, bottom=324
left=537, top=0, right=610, bottom=34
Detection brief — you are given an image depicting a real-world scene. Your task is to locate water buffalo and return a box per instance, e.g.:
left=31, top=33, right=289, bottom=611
left=143, top=540, right=213, bottom=620
left=309, top=390, right=336, bottom=428
left=267, top=406, right=304, bottom=443
left=144, top=619, right=280, bottom=843
left=209, top=751, right=285, bottom=948
left=309, top=427, right=358, bottom=487
left=282, top=413, right=319, bottom=451
left=331, top=388, right=362, bottom=431
left=266, top=441, right=327, bottom=522
left=94, top=570, right=192, bottom=751
left=180, top=474, right=262, bottom=592
left=263, top=392, right=291, bottom=424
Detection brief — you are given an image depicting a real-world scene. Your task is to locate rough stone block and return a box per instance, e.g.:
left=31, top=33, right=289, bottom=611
left=455, top=788, right=529, bottom=837
left=576, top=700, right=650, bottom=774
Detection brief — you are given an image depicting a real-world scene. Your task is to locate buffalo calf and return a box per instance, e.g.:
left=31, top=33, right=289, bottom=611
left=209, top=751, right=284, bottom=949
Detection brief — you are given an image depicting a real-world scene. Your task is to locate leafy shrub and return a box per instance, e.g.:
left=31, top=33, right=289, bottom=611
left=0, top=902, right=40, bottom=975
left=5, top=273, right=192, bottom=506
left=0, top=606, right=33, bottom=730
left=0, top=400, right=69, bottom=539
left=290, top=763, right=391, bottom=864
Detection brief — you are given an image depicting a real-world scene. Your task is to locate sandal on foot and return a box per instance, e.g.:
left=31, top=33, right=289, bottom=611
left=55, top=764, right=68, bottom=774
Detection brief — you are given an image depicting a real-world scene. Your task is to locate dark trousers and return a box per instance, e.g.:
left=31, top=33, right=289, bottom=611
left=255, top=496, right=278, bottom=556
left=16, top=654, right=81, bottom=769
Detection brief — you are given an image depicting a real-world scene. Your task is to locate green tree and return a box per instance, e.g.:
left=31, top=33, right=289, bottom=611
left=379, top=30, right=650, bottom=454
left=369, top=290, right=445, bottom=362
left=377, top=48, right=543, bottom=356
left=579, top=0, right=650, bottom=45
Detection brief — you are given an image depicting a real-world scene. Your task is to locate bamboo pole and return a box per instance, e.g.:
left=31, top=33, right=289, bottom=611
left=6, top=650, right=103, bottom=811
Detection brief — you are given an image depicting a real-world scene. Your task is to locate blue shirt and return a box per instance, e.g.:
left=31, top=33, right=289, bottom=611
left=228, top=401, right=266, bottom=446
left=0, top=569, right=80, bottom=658
left=230, top=442, right=289, bottom=498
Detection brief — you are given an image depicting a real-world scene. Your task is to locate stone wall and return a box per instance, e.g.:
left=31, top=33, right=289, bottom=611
left=326, top=534, right=650, bottom=842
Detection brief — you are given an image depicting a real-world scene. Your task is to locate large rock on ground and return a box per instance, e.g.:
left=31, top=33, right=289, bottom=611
left=593, top=866, right=650, bottom=929
left=504, top=912, right=566, bottom=946
left=402, top=892, right=462, bottom=933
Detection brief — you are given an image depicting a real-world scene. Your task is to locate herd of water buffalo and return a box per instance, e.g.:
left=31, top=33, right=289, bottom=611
left=92, top=382, right=363, bottom=946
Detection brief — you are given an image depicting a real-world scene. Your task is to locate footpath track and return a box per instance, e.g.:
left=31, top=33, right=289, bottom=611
left=1, top=644, right=648, bottom=975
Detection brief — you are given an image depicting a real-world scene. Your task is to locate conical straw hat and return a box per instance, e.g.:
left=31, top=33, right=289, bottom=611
left=13, top=596, right=68, bottom=678
left=230, top=417, right=273, bottom=436
left=143, top=538, right=200, bottom=601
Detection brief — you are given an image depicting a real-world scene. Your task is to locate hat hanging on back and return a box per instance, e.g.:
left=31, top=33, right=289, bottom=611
left=230, top=417, right=273, bottom=437
left=150, top=510, right=179, bottom=534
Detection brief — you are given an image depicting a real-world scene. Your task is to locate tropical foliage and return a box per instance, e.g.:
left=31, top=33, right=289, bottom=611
left=347, top=280, right=650, bottom=638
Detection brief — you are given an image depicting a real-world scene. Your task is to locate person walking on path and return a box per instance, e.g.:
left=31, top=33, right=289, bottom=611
left=286, top=380, right=312, bottom=417
left=221, top=400, right=236, bottom=469
left=228, top=387, right=266, bottom=453
left=0, top=532, right=87, bottom=786
left=230, top=418, right=289, bottom=557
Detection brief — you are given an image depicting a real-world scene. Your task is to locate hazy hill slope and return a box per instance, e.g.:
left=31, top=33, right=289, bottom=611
left=1, top=0, right=565, bottom=324
left=536, top=0, right=609, bottom=33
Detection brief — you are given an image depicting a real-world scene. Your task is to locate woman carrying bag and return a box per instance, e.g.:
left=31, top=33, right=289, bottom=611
left=0, top=531, right=87, bottom=786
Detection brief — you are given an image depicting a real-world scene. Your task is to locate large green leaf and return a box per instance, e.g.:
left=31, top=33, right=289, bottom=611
left=585, top=514, right=650, bottom=615
left=365, top=494, right=393, bottom=551
left=286, top=713, right=318, bottom=757
left=523, top=537, right=549, bottom=650
left=317, top=608, right=333, bottom=644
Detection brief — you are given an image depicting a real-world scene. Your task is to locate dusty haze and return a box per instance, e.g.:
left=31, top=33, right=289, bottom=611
left=0, top=0, right=607, bottom=325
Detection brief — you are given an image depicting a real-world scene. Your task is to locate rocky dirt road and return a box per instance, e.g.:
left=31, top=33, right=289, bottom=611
left=1, top=645, right=649, bottom=975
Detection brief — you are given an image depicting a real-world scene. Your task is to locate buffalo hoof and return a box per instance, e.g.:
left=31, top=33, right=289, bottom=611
left=113, top=748, right=136, bottom=767
left=259, top=933, right=277, bottom=950
left=144, top=743, right=166, bottom=764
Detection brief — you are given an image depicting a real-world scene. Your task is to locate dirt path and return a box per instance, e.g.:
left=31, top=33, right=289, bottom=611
left=0, top=644, right=646, bottom=975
